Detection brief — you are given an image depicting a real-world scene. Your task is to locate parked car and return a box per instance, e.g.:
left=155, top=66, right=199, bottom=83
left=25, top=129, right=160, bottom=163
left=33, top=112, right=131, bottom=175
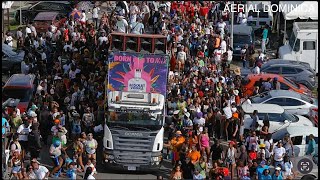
left=2, top=44, right=25, bottom=74
left=2, top=74, right=35, bottom=113
left=241, top=59, right=316, bottom=90
left=241, top=103, right=314, bottom=134
left=272, top=126, right=318, bottom=157
left=230, top=24, right=255, bottom=58
left=248, top=90, right=318, bottom=117
left=14, top=1, right=74, bottom=24
left=260, top=60, right=316, bottom=90
left=33, top=12, right=67, bottom=33
left=241, top=74, right=311, bottom=97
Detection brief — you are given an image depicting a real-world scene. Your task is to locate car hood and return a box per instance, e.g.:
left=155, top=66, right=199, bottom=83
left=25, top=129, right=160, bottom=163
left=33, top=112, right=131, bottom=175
left=292, top=115, right=315, bottom=127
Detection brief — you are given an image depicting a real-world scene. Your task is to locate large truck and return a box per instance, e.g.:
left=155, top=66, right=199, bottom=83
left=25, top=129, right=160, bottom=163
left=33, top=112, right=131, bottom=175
left=278, top=22, right=318, bottom=74
left=103, top=51, right=169, bottom=171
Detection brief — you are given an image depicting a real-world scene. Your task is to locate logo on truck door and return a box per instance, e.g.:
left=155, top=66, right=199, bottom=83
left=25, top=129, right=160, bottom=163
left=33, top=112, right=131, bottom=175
left=124, top=132, right=144, bottom=137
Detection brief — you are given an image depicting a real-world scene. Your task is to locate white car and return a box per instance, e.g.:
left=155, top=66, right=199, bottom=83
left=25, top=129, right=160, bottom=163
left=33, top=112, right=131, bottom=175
left=242, top=103, right=314, bottom=133
left=272, top=126, right=318, bottom=157
left=248, top=90, right=318, bottom=117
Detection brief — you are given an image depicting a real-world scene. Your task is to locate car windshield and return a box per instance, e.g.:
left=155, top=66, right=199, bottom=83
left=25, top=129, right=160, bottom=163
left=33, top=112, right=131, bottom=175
left=250, top=92, right=271, bottom=103
left=2, top=88, right=32, bottom=102
left=283, top=77, right=299, bottom=89
left=107, top=111, right=163, bottom=130
left=234, top=35, right=251, bottom=44
left=282, top=110, right=298, bottom=122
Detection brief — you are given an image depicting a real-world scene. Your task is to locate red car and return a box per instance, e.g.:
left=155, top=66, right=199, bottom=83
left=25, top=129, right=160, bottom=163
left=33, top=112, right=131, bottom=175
left=2, top=74, right=35, bottom=113
left=33, top=11, right=67, bottom=33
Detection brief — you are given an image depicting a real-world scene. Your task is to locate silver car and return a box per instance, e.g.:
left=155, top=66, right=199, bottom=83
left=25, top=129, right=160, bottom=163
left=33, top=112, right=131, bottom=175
left=2, top=44, right=25, bottom=74
left=249, top=90, right=318, bottom=116
left=241, top=59, right=317, bottom=90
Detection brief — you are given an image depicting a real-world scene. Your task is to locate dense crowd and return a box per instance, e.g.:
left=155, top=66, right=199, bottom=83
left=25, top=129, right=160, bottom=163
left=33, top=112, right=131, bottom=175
left=2, top=1, right=317, bottom=180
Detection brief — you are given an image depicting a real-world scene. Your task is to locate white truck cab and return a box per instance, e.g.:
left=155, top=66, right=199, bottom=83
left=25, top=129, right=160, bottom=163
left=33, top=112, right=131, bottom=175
left=278, top=22, right=318, bottom=73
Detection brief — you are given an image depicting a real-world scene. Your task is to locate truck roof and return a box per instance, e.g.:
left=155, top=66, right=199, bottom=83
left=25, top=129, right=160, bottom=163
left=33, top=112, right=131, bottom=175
left=294, top=22, right=318, bottom=32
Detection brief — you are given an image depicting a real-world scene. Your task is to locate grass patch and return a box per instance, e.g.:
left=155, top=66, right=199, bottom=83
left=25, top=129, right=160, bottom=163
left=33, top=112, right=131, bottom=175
left=8, top=24, right=25, bottom=31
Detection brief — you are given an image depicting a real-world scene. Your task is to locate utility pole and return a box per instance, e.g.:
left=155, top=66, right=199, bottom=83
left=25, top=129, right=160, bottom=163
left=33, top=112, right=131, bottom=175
left=230, top=1, right=234, bottom=49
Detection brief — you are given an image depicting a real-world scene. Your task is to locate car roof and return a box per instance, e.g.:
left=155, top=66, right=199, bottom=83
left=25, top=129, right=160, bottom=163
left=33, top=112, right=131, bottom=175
left=262, top=59, right=311, bottom=69
left=247, top=73, right=283, bottom=80
left=273, top=126, right=318, bottom=140
left=4, top=74, right=35, bottom=88
left=242, top=103, right=284, bottom=114
left=268, top=90, right=302, bottom=99
left=34, top=12, right=59, bottom=21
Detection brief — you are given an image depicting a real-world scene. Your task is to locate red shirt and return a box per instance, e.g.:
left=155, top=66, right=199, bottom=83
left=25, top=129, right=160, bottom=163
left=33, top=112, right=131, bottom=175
left=171, top=2, right=178, bottom=11
left=199, top=6, right=209, bottom=17
left=198, top=90, right=204, bottom=98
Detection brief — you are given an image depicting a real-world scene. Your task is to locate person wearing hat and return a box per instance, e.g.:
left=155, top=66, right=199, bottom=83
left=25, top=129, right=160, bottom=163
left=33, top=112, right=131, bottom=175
left=115, top=15, right=129, bottom=33
left=272, top=166, right=283, bottom=180
left=49, top=139, right=64, bottom=177
left=183, top=112, right=193, bottom=131
left=258, top=144, right=267, bottom=162
left=169, top=130, right=185, bottom=165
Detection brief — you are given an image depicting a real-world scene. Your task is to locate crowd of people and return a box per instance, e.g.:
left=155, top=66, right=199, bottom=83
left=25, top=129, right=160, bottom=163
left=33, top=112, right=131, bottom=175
left=2, top=1, right=315, bottom=180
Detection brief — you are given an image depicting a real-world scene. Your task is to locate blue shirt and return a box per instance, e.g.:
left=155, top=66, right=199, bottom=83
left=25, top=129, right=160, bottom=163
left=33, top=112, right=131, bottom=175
left=257, top=165, right=269, bottom=179
left=262, top=29, right=268, bottom=40
left=272, top=173, right=283, bottom=180
left=2, top=117, right=9, bottom=136
left=306, top=139, right=316, bottom=155
left=261, top=174, right=272, bottom=180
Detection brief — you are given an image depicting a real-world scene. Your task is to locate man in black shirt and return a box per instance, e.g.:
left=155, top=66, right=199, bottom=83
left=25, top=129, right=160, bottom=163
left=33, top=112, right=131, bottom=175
left=210, top=139, right=223, bottom=162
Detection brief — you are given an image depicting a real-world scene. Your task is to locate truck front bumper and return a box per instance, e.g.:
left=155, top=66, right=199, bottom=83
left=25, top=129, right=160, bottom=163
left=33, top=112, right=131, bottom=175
left=102, top=150, right=163, bottom=172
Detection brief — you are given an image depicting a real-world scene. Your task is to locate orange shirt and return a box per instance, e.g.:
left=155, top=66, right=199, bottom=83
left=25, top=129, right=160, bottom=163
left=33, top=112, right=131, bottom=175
left=188, top=136, right=198, bottom=148
left=188, top=150, right=201, bottom=164
left=214, top=37, right=221, bottom=48
left=170, top=136, right=186, bottom=151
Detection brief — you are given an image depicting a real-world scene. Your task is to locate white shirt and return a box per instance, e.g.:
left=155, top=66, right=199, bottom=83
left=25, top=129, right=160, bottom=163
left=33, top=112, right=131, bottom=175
left=217, top=21, right=226, bottom=32
left=17, top=124, right=31, bottom=141
left=227, top=50, right=233, bottom=62
left=214, top=49, right=222, bottom=63
left=5, top=36, right=13, bottom=47
left=177, top=51, right=186, bottom=61
left=41, top=52, right=47, bottom=61
left=273, top=146, right=286, bottom=161
left=253, top=66, right=260, bottom=74
left=98, top=36, right=108, bottom=45
left=92, top=7, right=100, bottom=18
left=34, top=165, right=49, bottom=180
left=87, top=174, right=95, bottom=179
left=81, top=12, right=86, bottom=22
left=130, top=22, right=144, bottom=34
left=220, top=40, right=227, bottom=54
left=51, top=25, right=57, bottom=33
left=116, top=19, right=128, bottom=33
left=237, top=12, right=243, bottom=23
left=223, top=106, right=232, bottom=119
left=241, top=18, right=247, bottom=25
left=49, top=144, right=62, bottom=157
left=25, top=27, right=32, bottom=36
left=84, top=139, right=97, bottom=154
left=63, top=64, right=71, bottom=74
left=193, top=117, right=205, bottom=132
left=63, top=44, right=73, bottom=52
left=129, top=5, right=139, bottom=23
left=30, top=26, right=37, bottom=37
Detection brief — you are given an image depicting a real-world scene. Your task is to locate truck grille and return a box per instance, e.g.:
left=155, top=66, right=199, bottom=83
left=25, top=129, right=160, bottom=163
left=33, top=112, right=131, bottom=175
left=110, top=130, right=157, bottom=165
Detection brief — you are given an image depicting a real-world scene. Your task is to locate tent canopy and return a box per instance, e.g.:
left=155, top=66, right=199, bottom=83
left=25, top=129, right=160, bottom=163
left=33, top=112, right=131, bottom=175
left=279, top=1, right=318, bottom=20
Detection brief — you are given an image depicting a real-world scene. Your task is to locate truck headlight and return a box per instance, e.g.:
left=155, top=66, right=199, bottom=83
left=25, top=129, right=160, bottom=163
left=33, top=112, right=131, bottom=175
left=151, top=156, right=162, bottom=162
left=106, top=154, right=114, bottom=160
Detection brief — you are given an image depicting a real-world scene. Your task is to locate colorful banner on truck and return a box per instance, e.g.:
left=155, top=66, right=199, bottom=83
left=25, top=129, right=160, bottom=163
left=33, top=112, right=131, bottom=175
left=108, top=52, right=169, bottom=96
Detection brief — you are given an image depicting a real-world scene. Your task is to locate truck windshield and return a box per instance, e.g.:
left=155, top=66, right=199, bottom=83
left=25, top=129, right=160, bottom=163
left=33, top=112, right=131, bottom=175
left=288, top=32, right=300, bottom=51
left=107, top=111, right=163, bottom=130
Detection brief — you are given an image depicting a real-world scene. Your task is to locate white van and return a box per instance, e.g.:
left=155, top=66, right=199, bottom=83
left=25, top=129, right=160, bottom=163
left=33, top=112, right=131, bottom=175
left=272, top=126, right=318, bottom=157
left=241, top=103, right=314, bottom=133
left=278, top=22, right=318, bottom=73
left=245, top=1, right=273, bottom=30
